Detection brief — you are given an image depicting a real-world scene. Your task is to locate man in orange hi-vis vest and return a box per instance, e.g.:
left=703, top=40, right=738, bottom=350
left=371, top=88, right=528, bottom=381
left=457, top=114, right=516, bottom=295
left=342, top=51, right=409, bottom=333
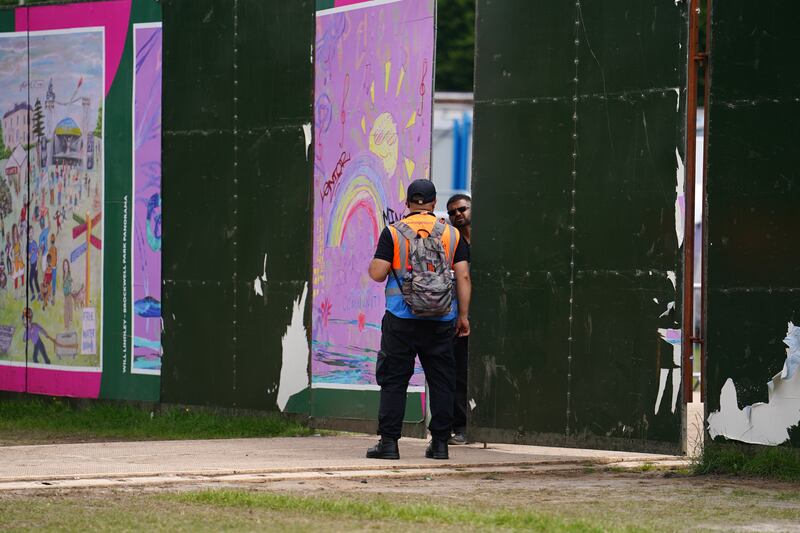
left=367, top=179, right=471, bottom=460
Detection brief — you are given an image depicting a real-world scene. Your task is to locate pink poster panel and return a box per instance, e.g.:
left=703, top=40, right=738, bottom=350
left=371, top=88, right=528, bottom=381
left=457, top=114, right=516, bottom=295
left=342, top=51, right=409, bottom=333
left=312, top=0, right=435, bottom=389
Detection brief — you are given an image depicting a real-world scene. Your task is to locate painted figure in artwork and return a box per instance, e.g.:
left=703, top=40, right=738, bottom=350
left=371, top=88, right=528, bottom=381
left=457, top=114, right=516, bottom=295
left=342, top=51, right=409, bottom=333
left=27, top=225, right=40, bottom=302
left=47, top=233, right=57, bottom=305
left=62, top=259, right=73, bottom=330
left=11, top=223, right=24, bottom=298
left=41, top=261, right=52, bottom=310
left=22, top=307, right=51, bottom=365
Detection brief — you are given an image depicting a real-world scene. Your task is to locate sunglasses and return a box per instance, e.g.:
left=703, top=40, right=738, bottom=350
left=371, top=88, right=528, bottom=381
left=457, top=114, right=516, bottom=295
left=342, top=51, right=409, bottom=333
left=447, top=206, right=469, bottom=216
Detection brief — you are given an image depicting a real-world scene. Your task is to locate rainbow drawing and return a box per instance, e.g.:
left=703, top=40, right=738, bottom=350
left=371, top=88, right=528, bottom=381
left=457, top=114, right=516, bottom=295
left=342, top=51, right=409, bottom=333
left=325, top=159, right=388, bottom=247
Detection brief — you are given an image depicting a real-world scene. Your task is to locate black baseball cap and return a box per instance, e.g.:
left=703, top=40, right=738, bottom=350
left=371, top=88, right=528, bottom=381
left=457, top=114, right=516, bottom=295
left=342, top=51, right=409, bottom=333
left=407, top=179, right=436, bottom=204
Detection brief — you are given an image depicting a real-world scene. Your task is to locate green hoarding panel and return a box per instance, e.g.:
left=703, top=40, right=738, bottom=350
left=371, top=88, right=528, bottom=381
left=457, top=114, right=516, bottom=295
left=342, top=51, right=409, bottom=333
left=100, top=0, right=162, bottom=401
left=470, top=0, right=687, bottom=452
left=233, top=0, right=314, bottom=412
left=705, top=2, right=800, bottom=447
left=161, top=0, right=315, bottom=410
left=0, top=8, right=12, bottom=30
left=310, top=388, right=423, bottom=422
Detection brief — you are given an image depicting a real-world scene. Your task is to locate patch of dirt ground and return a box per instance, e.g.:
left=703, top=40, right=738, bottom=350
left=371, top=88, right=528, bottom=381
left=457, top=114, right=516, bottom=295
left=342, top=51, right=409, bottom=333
left=1, top=468, right=799, bottom=532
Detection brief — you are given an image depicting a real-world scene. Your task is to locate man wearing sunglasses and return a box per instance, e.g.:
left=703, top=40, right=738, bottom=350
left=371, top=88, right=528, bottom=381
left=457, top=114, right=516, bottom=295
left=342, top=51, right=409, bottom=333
left=447, top=195, right=471, bottom=245
left=446, top=194, right=471, bottom=445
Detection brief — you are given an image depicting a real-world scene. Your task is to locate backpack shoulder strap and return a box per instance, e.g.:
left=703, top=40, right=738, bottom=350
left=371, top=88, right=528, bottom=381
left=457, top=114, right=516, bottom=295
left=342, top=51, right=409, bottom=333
left=431, top=218, right=446, bottom=239
left=393, top=222, right=414, bottom=273
left=393, top=221, right=417, bottom=241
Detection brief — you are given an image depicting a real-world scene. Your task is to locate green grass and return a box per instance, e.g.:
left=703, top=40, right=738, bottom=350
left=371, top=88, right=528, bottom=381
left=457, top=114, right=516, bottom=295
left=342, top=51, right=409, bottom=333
left=603, top=464, right=664, bottom=474
left=174, top=489, right=606, bottom=532
left=0, top=397, right=313, bottom=444
left=695, top=442, right=800, bottom=482
left=1, top=474, right=799, bottom=532
left=775, top=491, right=800, bottom=501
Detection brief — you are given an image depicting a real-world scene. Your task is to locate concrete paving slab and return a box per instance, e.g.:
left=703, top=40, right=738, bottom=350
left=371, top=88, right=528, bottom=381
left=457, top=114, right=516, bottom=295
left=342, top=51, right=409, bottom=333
left=0, top=464, right=592, bottom=491
left=0, top=434, right=686, bottom=491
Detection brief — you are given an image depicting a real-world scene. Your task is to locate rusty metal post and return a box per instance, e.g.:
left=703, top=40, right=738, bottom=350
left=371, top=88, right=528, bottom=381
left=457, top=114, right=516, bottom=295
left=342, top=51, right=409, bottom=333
left=682, top=0, right=700, bottom=403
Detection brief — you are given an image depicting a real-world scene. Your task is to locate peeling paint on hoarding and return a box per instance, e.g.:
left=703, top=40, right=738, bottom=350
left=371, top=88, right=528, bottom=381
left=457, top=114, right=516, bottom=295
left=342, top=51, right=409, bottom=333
left=253, top=253, right=267, bottom=297
left=707, top=322, right=800, bottom=445
left=659, top=301, right=676, bottom=318
left=654, top=265, right=681, bottom=416
left=674, top=149, right=685, bottom=248
left=277, top=283, right=309, bottom=411
left=302, top=122, right=312, bottom=160
left=654, top=328, right=681, bottom=415
left=667, top=270, right=677, bottom=290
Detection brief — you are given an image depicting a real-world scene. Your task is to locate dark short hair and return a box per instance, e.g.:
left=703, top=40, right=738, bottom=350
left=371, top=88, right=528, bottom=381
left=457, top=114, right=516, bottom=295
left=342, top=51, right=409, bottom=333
left=446, top=193, right=471, bottom=208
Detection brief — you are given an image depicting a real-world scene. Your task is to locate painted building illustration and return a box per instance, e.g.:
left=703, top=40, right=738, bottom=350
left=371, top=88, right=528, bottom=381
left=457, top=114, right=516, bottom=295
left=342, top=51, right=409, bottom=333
left=2, top=102, right=31, bottom=150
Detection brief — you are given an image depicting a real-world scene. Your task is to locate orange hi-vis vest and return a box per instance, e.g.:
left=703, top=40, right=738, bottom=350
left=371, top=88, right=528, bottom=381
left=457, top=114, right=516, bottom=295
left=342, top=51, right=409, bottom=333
left=384, top=212, right=459, bottom=321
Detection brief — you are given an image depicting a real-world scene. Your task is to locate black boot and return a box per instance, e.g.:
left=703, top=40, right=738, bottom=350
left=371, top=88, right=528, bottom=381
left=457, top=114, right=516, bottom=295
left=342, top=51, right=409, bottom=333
left=366, top=437, right=400, bottom=460
left=425, top=439, right=449, bottom=460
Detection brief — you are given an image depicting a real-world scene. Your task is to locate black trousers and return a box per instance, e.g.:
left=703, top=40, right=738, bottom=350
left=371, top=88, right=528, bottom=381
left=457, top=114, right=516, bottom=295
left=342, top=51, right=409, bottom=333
left=376, top=312, right=455, bottom=441
left=452, top=335, right=469, bottom=433
left=29, top=263, right=40, bottom=297
left=32, top=338, right=50, bottom=364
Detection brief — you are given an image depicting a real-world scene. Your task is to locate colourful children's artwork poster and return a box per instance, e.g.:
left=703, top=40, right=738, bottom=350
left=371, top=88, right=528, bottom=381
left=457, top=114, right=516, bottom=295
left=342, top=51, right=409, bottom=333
left=312, top=0, right=435, bottom=390
left=131, top=23, right=162, bottom=375
left=0, top=27, right=104, bottom=395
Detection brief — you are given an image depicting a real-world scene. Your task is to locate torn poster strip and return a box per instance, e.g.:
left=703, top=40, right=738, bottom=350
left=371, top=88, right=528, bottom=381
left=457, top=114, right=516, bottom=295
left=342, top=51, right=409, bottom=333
left=302, top=122, right=312, bottom=161
left=674, top=149, right=685, bottom=248
left=253, top=253, right=268, bottom=297
left=655, top=328, right=682, bottom=415
left=707, top=322, right=800, bottom=445
left=276, top=283, right=309, bottom=411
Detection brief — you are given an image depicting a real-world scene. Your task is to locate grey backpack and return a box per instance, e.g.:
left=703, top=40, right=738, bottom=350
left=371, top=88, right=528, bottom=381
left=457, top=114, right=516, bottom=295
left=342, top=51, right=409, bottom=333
left=392, top=219, right=454, bottom=317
